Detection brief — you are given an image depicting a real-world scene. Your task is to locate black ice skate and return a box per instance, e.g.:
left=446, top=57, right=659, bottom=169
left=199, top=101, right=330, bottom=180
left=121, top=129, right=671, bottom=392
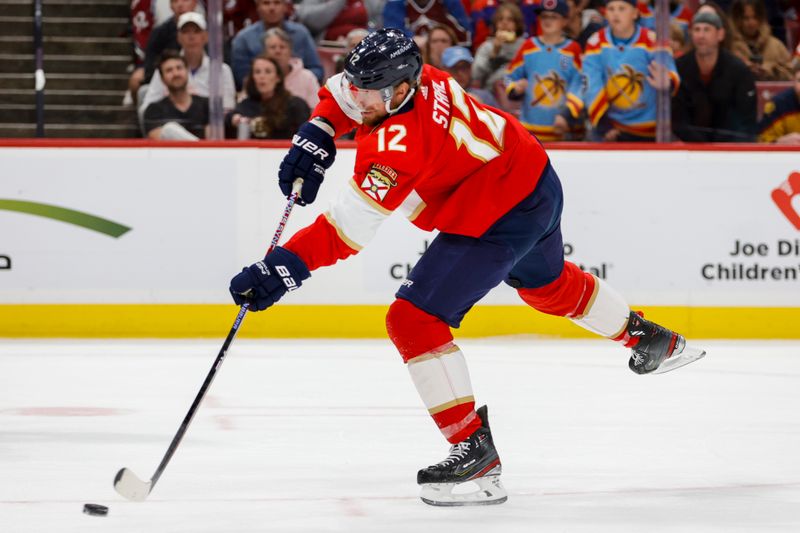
left=626, top=311, right=706, bottom=374
left=417, top=405, right=507, bottom=506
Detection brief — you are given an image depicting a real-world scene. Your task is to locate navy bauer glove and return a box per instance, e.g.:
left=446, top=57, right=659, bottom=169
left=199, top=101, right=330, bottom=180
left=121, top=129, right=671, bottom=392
left=229, top=247, right=311, bottom=311
left=278, top=120, right=336, bottom=205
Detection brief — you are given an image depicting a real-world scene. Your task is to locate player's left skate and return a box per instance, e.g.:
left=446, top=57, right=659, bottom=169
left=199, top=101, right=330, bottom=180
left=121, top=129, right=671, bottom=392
left=417, top=405, right=507, bottom=506
left=626, top=311, right=706, bottom=374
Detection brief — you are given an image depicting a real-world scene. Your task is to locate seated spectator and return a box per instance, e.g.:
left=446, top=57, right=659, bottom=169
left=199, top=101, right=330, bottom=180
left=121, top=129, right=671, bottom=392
left=505, top=0, right=585, bottom=141
left=441, top=46, right=498, bottom=107
left=472, top=2, right=527, bottom=90
left=293, top=0, right=376, bottom=42
left=583, top=0, right=679, bottom=141
left=231, top=0, right=323, bottom=88
left=731, top=0, right=793, bottom=80
left=383, top=0, right=472, bottom=46
left=129, top=0, right=199, bottom=106
left=758, top=64, right=800, bottom=143
left=143, top=51, right=210, bottom=140
left=335, top=27, right=370, bottom=73
left=422, top=24, right=458, bottom=69
left=472, top=0, right=538, bottom=50
left=225, top=55, right=310, bottom=138
left=139, top=13, right=236, bottom=119
left=672, top=11, right=757, bottom=141
left=565, top=0, right=605, bottom=50
left=263, top=27, right=321, bottom=108
left=670, top=21, right=688, bottom=57
left=695, top=1, right=751, bottom=59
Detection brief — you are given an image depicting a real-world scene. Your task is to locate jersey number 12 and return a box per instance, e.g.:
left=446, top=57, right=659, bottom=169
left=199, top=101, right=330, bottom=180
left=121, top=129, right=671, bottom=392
left=448, top=79, right=506, bottom=163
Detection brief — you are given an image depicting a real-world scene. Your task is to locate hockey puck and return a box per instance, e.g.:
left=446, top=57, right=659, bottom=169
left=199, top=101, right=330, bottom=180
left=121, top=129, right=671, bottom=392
left=82, top=503, right=108, bottom=517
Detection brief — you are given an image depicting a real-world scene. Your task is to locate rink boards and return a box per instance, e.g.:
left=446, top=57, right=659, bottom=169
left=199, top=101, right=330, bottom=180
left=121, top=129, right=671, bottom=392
left=1, top=143, right=798, bottom=338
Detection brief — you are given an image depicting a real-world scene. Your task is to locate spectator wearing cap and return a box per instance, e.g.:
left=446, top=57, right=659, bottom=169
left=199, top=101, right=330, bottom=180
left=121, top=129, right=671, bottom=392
left=383, top=0, right=472, bottom=47
left=505, top=0, right=585, bottom=141
left=672, top=10, right=757, bottom=141
left=441, top=46, right=499, bottom=107
left=582, top=0, right=680, bottom=141
left=471, top=2, right=527, bottom=90
left=139, top=13, right=237, bottom=124
left=730, top=0, right=792, bottom=80
left=128, top=0, right=199, bottom=105
left=143, top=50, right=210, bottom=140
left=231, top=0, right=323, bottom=88
left=758, top=63, right=800, bottom=143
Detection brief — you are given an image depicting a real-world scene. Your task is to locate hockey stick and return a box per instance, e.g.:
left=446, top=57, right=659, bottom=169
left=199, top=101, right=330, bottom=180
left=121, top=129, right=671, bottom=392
left=33, top=0, right=45, bottom=137
left=113, top=178, right=304, bottom=502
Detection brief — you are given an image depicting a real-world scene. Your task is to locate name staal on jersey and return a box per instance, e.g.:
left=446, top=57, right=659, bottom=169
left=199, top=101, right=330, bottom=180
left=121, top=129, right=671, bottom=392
left=283, top=64, right=549, bottom=272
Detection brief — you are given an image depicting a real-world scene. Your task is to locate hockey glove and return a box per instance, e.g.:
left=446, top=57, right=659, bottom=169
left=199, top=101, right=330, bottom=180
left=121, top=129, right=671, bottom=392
left=278, top=121, right=336, bottom=205
left=229, top=247, right=311, bottom=311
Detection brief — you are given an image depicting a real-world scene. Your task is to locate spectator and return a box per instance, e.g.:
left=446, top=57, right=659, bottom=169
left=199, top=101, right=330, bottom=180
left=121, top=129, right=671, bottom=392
left=231, top=0, right=323, bottom=87
left=225, top=55, right=310, bottom=139
left=472, top=0, right=539, bottom=50
left=263, top=27, right=321, bottom=108
left=758, top=64, right=800, bottom=143
left=696, top=1, right=751, bottom=60
left=128, top=0, right=198, bottom=105
left=505, top=0, right=585, bottom=141
left=730, top=0, right=793, bottom=80
left=422, top=24, right=458, bottom=69
left=293, top=0, right=381, bottom=41
left=671, top=21, right=688, bottom=57
left=139, top=13, right=236, bottom=120
left=564, top=0, right=604, bottom=49
left=383, top=0, right=472, bottom=46
left=130, top=0, right=155, bottom=72
left=335, top=27, right=370, bottom=73
left=441, top=46, right=499, bottom=106
left=672, top=10, right=757, bottom=141
left=143, top=51, right=210, bottom=140
left=583, top=0, right=679, bottom=141
left=472, top=2, right=527, bottom=90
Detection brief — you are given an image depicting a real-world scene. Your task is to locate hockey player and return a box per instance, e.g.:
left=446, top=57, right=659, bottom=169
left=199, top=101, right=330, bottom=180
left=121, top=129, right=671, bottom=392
left=229, top=29, right=705, bottom=506
left=505, top=0, right=585, bottom=141
left=583, top=0, right=680, bottom=141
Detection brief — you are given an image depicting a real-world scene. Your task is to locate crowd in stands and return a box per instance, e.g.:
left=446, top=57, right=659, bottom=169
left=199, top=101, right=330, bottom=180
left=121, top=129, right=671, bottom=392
left=127, top=0, right=800, bottom=143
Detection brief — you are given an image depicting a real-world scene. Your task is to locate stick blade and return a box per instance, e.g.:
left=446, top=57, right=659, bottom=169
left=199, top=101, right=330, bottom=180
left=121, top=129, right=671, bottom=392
left=113, top=468, right=152, bottom=501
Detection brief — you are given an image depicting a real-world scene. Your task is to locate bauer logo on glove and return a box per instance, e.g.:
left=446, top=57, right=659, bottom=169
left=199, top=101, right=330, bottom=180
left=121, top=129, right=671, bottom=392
left=229, top=247, right=310, bottom=311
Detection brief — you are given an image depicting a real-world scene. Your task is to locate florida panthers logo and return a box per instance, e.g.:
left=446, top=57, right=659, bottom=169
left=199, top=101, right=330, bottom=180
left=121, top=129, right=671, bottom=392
left=360, top=164, right=398, bottom=203
left=530, top=71, right=566, bottom=107
left=605, top=65, right=646, bottom=110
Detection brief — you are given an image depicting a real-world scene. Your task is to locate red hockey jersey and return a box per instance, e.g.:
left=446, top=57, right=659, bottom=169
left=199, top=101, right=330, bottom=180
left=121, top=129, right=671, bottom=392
left=284, top=64, right=549, bottom=272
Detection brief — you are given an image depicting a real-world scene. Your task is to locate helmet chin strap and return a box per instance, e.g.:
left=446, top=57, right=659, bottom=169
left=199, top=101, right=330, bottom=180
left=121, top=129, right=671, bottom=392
left=385, top=87, right=416, bottom=115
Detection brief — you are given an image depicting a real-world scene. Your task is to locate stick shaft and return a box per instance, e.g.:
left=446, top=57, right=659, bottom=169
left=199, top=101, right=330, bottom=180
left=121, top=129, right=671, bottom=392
left=147, top=180, right=303, bottom=491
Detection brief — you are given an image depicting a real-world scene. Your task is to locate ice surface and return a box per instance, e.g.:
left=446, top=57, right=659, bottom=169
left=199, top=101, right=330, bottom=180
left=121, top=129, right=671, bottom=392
left=1, top=338, right=799, bottom=532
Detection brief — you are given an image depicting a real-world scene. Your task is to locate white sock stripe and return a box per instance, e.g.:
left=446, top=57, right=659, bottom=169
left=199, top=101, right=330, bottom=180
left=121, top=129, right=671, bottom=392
left=570, top=277, right=630, bottom=337
left=407, top=348, right=474, bottom=413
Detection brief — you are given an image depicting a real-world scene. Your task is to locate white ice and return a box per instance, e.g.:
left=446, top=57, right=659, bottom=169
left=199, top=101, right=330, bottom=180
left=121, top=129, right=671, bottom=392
left=1, top=338, right=799, bottom=533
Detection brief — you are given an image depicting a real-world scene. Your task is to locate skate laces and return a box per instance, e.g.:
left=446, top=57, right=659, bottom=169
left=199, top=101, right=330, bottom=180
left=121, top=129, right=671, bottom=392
left=437, top=442, right=471, bottom=466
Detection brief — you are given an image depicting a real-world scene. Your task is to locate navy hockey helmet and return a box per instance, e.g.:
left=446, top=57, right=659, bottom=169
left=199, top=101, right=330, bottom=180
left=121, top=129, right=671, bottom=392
left=343, top=28, right=423, bottom=90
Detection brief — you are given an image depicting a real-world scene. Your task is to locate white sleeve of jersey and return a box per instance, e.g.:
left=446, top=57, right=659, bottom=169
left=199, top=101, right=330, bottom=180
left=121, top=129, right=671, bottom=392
left=326, top=180, right=391, bottom=250
left=324, top=73, right=364, bottom=125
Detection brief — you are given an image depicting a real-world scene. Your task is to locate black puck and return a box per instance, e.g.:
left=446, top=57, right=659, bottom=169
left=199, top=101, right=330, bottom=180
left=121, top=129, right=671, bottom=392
left=83, top=503, right=109, bottom=517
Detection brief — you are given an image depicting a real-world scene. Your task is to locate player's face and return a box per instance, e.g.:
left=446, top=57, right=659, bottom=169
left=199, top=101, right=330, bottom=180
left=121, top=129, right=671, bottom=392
left=251, top=58, right=279, bottom=96
left=605, top=2, right=638, bottom=36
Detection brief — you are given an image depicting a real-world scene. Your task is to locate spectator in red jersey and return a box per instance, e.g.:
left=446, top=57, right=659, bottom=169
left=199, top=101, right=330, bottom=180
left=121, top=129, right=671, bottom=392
left=422, top=24, right=458, bottom=69
left=263, top=27, right=321, bottom=108
left=130, top=0, right=155, bottom=70
left=731, top=0, right=793, bottom=80
left=383, top=0, right=473, bottom=46
left=472, top=2, right=527, bottom=89
left=225, top=55, right=310, bottom=139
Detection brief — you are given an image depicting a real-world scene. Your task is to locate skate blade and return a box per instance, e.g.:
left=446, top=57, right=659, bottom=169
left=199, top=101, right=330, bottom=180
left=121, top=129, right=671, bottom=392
left=420, top=475, right=508, bottom=507
left=651, top=344, right=706, bottom=374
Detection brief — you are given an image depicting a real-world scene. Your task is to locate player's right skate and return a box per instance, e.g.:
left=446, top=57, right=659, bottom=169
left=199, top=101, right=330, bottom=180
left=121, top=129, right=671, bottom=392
left=417, top=405, right=507, bottom=506
left=626, top=311, right=706, bottom=374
